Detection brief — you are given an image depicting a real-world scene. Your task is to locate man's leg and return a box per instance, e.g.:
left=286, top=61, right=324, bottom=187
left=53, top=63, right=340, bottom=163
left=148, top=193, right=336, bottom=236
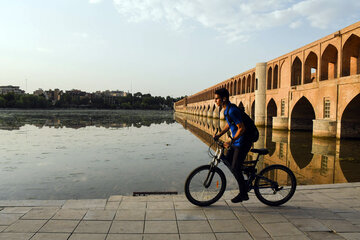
left=231, top=142, right=252, bottom=203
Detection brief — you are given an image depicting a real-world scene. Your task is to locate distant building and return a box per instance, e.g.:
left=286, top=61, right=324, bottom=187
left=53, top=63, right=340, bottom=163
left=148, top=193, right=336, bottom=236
left=103, top=90, right=127, bottom=97
left=0, top=85, right=25, bottom=95
left=33, top=88, right=44, bottom=96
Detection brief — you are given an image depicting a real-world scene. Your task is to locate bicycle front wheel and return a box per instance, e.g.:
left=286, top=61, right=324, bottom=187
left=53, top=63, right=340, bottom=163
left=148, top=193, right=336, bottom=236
left=184, top=165, right=226, bottom=207
left=254, top=164, right=296, bottom=206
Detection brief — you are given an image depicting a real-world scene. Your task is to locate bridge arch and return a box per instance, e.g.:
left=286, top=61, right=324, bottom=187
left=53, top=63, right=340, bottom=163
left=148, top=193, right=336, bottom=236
left=230, top=82, right=233, bottom=96
left=247, top=75, right=251, bottom=93
left=266, top=98, right=277, bottom=126
left=290, top=96, right=315, bottom=131
left=290, top=131, right=314, bottom=169
left=321, top=44, right=338, bottom=80
left=273, top=65, right=278, bottom=89
left=251, top=100, right=255, bottom=120
left=267, top=67, right=272, bottom=90
left=304, top=51, right=318, bottom=84
left=341, top=94, right=360, bottom=139
left=251, top=72, right=255, bottom=92
left=238, top=101, right=245, bottom=111
left=291, top=57, right=302, bottom=86
left=242, top=76, right=246, bottom=94
left=234, top=80, right=237, bottom=95
left=342, top=34, right=360, bottom=77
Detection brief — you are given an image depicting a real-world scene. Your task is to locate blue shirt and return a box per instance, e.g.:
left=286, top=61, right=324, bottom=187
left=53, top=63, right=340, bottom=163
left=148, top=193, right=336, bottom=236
left=224, top=103, right=244, bottom=147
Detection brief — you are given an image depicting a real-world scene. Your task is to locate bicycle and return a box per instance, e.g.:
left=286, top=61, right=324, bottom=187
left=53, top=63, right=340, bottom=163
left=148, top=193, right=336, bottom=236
left=184, top=139, right=297, bottom=207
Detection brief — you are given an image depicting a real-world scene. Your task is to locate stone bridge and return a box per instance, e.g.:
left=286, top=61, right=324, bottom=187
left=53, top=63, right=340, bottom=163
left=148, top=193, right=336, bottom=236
left=174, top=21, right=360, bottom=139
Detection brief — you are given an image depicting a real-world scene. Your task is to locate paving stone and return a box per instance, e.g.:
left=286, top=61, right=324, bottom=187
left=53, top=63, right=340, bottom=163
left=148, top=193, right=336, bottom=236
left=144, top=221, right=178, bottom=234
left=0, top=200, right=65, bottom=207
left=106, top=234, right=143, bottom=240
left=109, top=221, right=144, bottom=234
left=262, top=222, right=303, bottom=237
left=0, top=233, right=34, bottom=240
left=4, top=220, right=47, bottom=233
left=21, top=208, right=59, bottom=220
left=68, top=233, right=107, bottom=240
left=0, top=214, right=23, bottom=225
left=52, top=209, right=87, bottom=220
left=0, top=207, right=32, bottom=214
left=289, top=218, right=330, bottom=232
left=178, top=220, right=212, bottom=233
left=272, top=235, right=310, bottom=240
left=336, top=212, right=360, bottom=225
left=319, top=219, right=360, bottom=233
left=180, top=233, right=216, bottom=240
left=208, top=219, right=246, bottom=232
left=203, top=209, right=237, bottom=220
left=145, top=210, right=176, bottom=220
left=114, top=209, right=145, bottom=220
left=253, top=212, right=289, bottom=223
left=280, top=208, right=313, bottom=219
left=118, top=202, right=146, bottom=209
left=0, top=226, right=7, bottom=231
left=74, top=221, right=111, bottom=233
left=174, top=201, right=197, bottom=210
left=105, top=202, right=120, bottom=210
left=305, top=231, right=345, bottom=240
left=83, top=210, right=116, bottom=220
left=235, top=212, right=270, bottom=239
left=146, top=195, right=174, bottom=202
left=143, top=234, right=180, bottom=240
left=108, top=196, right=123, bottom=202
left=147, top=202, right=174, bottom=209
left=121, top=196, right=147, bottom=202
left=39, top=220, right=79, bottom=233
left=338, top=233, right=360, bottom=240
left=31, top=233, right=70, bottom=240
left=215, top=232, right=253, bottom=240
left=63, top=200, right=107, bottom=209
left=175, top=210, right=206, bottom=220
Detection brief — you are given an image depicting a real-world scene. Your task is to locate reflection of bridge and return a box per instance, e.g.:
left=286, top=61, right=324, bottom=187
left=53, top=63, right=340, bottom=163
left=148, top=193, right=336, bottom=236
left=175, top=112, right=360, bottom=185
left=175, top=21, right=360, bottom=139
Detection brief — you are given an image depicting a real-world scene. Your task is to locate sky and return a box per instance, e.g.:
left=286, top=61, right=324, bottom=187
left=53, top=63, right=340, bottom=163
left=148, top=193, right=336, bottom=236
left=0, top=0, right=359, bottom=97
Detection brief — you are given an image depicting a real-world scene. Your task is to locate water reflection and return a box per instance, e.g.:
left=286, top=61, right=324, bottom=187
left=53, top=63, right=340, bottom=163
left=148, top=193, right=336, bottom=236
left=0, top=110, right=175, bottom=129
left=175, top=112, right=360, bottom=185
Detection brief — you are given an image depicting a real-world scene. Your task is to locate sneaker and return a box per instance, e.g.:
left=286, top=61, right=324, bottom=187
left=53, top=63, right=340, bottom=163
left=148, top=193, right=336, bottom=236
left=231, top=193, right=249, bottom=203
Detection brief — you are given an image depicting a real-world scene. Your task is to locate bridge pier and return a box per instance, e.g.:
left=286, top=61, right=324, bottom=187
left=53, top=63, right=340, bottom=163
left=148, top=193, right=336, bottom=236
left=272, top=117, right=289, bottom=130
left=313, top=119, right=337, bottom=138
left=255, top=62, right=267, bottom=126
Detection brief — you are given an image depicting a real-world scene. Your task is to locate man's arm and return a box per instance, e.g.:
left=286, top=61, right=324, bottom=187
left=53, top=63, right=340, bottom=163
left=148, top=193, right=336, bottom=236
left=214, top=122, right=229, bottom=140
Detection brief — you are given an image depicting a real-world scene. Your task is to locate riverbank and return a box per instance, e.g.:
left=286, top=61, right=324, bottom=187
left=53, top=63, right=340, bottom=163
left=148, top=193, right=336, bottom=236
left=0, top=183, right=359, bottom=239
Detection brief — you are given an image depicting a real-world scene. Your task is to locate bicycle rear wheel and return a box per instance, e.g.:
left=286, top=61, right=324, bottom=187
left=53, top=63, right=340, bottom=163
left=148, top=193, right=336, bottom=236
left=254, top=164, right=296, bottom=206
left=184, top=165, right=226, bottom=206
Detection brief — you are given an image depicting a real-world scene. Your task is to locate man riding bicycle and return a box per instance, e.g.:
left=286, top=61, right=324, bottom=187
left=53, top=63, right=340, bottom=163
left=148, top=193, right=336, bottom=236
left=213, top=88, right=258, bottom=203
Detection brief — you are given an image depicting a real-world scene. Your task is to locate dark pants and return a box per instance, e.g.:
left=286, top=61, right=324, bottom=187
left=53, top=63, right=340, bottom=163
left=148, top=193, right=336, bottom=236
left=226, top=140, right=253, bottom=195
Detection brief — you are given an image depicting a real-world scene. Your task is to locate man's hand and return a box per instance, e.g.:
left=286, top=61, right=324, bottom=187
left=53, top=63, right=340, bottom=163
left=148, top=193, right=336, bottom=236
left=213, top=134, right=220, bottom=141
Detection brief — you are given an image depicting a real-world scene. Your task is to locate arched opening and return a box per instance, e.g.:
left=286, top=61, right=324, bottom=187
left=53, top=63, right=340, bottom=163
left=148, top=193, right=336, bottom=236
left=342, top=34, right=360, bottom=77
left=234, top=81, right=237, bottom=95
left=321, top=44, right=338, bottom=80
left=341, top=94, right=360, bottom=139
left=304, top=52, right=318, bottom=84
left=291, top=57, right=302, bottom=86
left=267, top=67, right=272, bottom=90
left=273, top=65, right=278, bottom=89
left=246, top=75, right=251, bottom=93
left=290, top=131, right=313, bottom=169
left=251, top=73, right=255, bottom=92
left=238, top=102, right=245, bottom=111
left=291, top=97, right=315, bottom=131
left=266, top=99, right=277, bottom=126
left=251, top=101, right=255, bottom=120
left=230, top=82, right=233, bottom=96
left=242, top=77, right=246, bottom=94
left=339, top=138, right=360, bottom=182
left=237, top=79, right=241, bottom=95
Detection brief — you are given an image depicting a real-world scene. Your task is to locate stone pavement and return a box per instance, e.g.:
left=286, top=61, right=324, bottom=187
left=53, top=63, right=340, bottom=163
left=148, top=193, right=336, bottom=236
left=0, top=183, right=359, bottom=240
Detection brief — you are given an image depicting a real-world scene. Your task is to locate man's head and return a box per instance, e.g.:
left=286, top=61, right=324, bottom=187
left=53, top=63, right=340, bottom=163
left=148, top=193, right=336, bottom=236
left=214, top=88, right=229, bottom=107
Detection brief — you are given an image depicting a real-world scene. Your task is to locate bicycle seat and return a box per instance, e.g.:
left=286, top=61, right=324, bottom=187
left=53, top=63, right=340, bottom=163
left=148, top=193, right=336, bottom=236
left=250, top=148, right=269, bottom=155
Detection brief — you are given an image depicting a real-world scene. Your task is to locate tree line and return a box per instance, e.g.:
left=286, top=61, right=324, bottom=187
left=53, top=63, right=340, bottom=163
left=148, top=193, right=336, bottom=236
left=0, top=92, right=184, bottom=110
